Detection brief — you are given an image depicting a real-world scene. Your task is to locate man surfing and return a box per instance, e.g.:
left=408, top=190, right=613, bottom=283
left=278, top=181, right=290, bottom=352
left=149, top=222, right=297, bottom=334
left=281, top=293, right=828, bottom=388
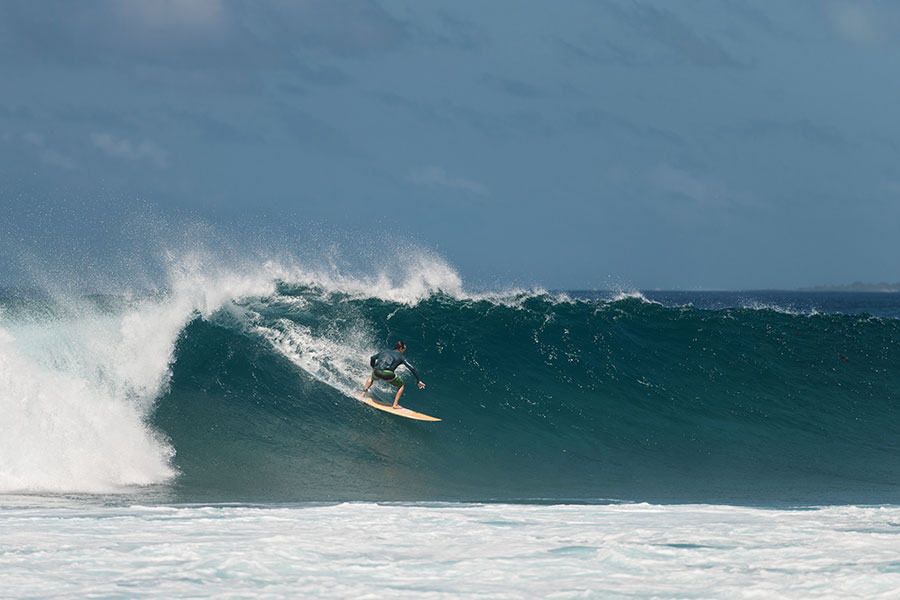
left=361, top=341, right=426, bottom=408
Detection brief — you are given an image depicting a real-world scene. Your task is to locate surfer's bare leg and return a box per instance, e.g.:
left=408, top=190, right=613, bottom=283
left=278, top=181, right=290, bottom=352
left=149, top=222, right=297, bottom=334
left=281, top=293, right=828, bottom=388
left=361, top=377, right=373, bottom=397
left=393, top=383, right=405, bottom=408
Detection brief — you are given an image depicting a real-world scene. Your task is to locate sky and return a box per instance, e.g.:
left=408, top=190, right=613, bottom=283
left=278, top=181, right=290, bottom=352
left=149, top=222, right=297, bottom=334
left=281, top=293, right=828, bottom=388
left=1, top=0, right=898, bottom=290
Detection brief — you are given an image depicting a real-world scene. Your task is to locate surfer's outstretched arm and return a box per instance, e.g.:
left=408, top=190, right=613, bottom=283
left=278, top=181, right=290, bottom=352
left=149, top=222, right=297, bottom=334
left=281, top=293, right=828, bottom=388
left=402, top=360, right=425, bottom=389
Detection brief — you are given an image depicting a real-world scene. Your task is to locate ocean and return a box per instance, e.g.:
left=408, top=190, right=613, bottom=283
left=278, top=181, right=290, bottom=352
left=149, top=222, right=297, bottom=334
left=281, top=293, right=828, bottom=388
left=2, top=256, right=899, bottom=598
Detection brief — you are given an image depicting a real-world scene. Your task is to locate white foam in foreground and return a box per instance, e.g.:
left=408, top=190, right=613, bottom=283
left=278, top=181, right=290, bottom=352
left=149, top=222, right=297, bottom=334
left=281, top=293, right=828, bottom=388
left=2, top=500, right=899, bottom=599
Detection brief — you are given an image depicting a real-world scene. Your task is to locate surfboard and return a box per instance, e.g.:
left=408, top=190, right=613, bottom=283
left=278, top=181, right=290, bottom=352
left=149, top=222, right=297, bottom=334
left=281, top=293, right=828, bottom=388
left=303, top=369, right=440, bottom=421
left=359, top=394, right=441, bottom=422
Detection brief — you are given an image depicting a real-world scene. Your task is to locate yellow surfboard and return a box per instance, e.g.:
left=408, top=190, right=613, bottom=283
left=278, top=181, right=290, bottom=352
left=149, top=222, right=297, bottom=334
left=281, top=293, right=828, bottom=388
left=359, top=394, right=441, bottom=422
left=304, top=369, right=440, bottom=421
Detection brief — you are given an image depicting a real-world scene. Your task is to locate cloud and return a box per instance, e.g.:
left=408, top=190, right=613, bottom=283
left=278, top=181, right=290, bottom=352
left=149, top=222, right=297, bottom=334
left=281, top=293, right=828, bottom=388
left=826, top=2, right=878, bottom=44
left=603, top=1, right=741, bottom=68
left=649, top=163, right=754, bottom=209
left=0, top=0, right=241, bottom=68
left=441, top=102, right=555, bottom=140
left=736, top=119, right=848, bottom=147
left=22, top=132, right=76, bottom=170
left=368, top=92, right=455, bottom=128
left=23, top=132, right=44, bottom=146
left=291, top=63, right=352, bottom=87
left=555, top=37, right=642, bottom=67
left=90, top=132, right=167, bottom=167
left=0, top=105, right=34, bottom=120
left=125, top=0, right=227, bottom=30
left=409, top=166, right=487, bottom=196
left=51, top=106, right=130, bottom=128
left=479, top=74, right=547, bottom=99
left=371, top=93, right=555, bottom=141
left=38, top=149, right=77, bottom=170
left=723, top=0, right=796, bottom=41
left=0, top=0, right=410, bottom=70
left=566, top=108, right=685, bottom=147
left=820, top=1, right=900, bottom=46
left=429, top=11, right=484, bottom=49
left=258, top=0, right=410, bottom=57
left=150, top=107, right=263, bottom=144
left=878, top=180, right=900, bottom=195
left=275, top=105, right=363, bottom=157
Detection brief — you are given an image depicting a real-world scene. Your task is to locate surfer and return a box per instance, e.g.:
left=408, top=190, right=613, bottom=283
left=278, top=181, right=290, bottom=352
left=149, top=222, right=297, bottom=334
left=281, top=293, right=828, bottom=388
left=361, top=341, right=426, bottom=408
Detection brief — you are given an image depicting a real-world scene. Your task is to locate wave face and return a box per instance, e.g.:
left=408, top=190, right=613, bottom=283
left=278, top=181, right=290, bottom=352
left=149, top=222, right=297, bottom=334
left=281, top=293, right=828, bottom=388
left=4, top=267, right=900, bottom=504
left=159, top=284, right=900, bottom=504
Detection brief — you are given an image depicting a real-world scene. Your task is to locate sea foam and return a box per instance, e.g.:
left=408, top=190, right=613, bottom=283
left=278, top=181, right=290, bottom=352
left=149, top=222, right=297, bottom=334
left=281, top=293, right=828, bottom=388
left=2, top=501, right=899, bottom=599
left=0, top=251, right=278, bottom=494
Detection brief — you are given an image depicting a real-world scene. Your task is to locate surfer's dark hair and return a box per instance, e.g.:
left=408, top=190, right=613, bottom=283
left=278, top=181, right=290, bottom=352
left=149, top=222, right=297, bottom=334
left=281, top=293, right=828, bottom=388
left=394, top=341, right=406, bottom=351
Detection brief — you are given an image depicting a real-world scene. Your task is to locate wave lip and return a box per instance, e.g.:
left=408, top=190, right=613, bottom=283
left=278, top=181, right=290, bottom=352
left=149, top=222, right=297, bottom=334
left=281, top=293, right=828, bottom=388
left=0, top=253, right=279, bottom=495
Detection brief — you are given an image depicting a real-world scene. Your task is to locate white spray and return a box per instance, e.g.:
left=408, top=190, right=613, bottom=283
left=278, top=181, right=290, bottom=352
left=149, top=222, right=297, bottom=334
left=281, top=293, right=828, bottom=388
left=0, top=250, right=277, bottom=494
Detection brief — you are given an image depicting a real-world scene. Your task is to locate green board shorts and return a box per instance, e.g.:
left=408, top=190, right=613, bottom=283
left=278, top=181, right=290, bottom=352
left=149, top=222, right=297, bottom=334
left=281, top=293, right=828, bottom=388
left=373, top=369, right=404, bottom=388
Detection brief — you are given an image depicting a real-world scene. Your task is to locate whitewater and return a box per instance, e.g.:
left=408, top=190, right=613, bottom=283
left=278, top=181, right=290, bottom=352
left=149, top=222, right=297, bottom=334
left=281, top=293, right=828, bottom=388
left=2, top=245, right=900, bottom=598
left=3, top=499, right=900, bottom=599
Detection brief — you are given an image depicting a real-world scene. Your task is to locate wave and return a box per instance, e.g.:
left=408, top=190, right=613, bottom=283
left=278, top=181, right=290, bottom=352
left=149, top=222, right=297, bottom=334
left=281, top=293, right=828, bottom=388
left=3, top=253, right=900, bottom=504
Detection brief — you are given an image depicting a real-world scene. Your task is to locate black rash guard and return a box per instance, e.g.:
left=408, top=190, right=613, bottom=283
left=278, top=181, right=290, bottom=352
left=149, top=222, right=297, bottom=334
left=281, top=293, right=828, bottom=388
left=370, top=350, right=421, bottom=383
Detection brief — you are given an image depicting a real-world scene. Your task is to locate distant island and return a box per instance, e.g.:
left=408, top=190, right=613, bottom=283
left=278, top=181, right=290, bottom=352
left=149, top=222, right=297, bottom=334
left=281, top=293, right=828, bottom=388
left=799, top=281, right=900, bottom=292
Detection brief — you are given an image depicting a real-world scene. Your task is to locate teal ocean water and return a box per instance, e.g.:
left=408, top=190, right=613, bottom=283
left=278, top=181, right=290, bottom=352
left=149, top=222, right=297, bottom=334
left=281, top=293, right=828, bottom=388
left=155, top=288, right=900, bottom=505
left=2, top=269, right=898, bottom=505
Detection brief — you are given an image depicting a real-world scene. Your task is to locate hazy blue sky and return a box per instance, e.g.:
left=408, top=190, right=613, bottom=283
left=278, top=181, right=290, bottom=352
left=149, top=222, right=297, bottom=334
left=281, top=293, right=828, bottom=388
left=1, top=0, right=898, bottom=290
